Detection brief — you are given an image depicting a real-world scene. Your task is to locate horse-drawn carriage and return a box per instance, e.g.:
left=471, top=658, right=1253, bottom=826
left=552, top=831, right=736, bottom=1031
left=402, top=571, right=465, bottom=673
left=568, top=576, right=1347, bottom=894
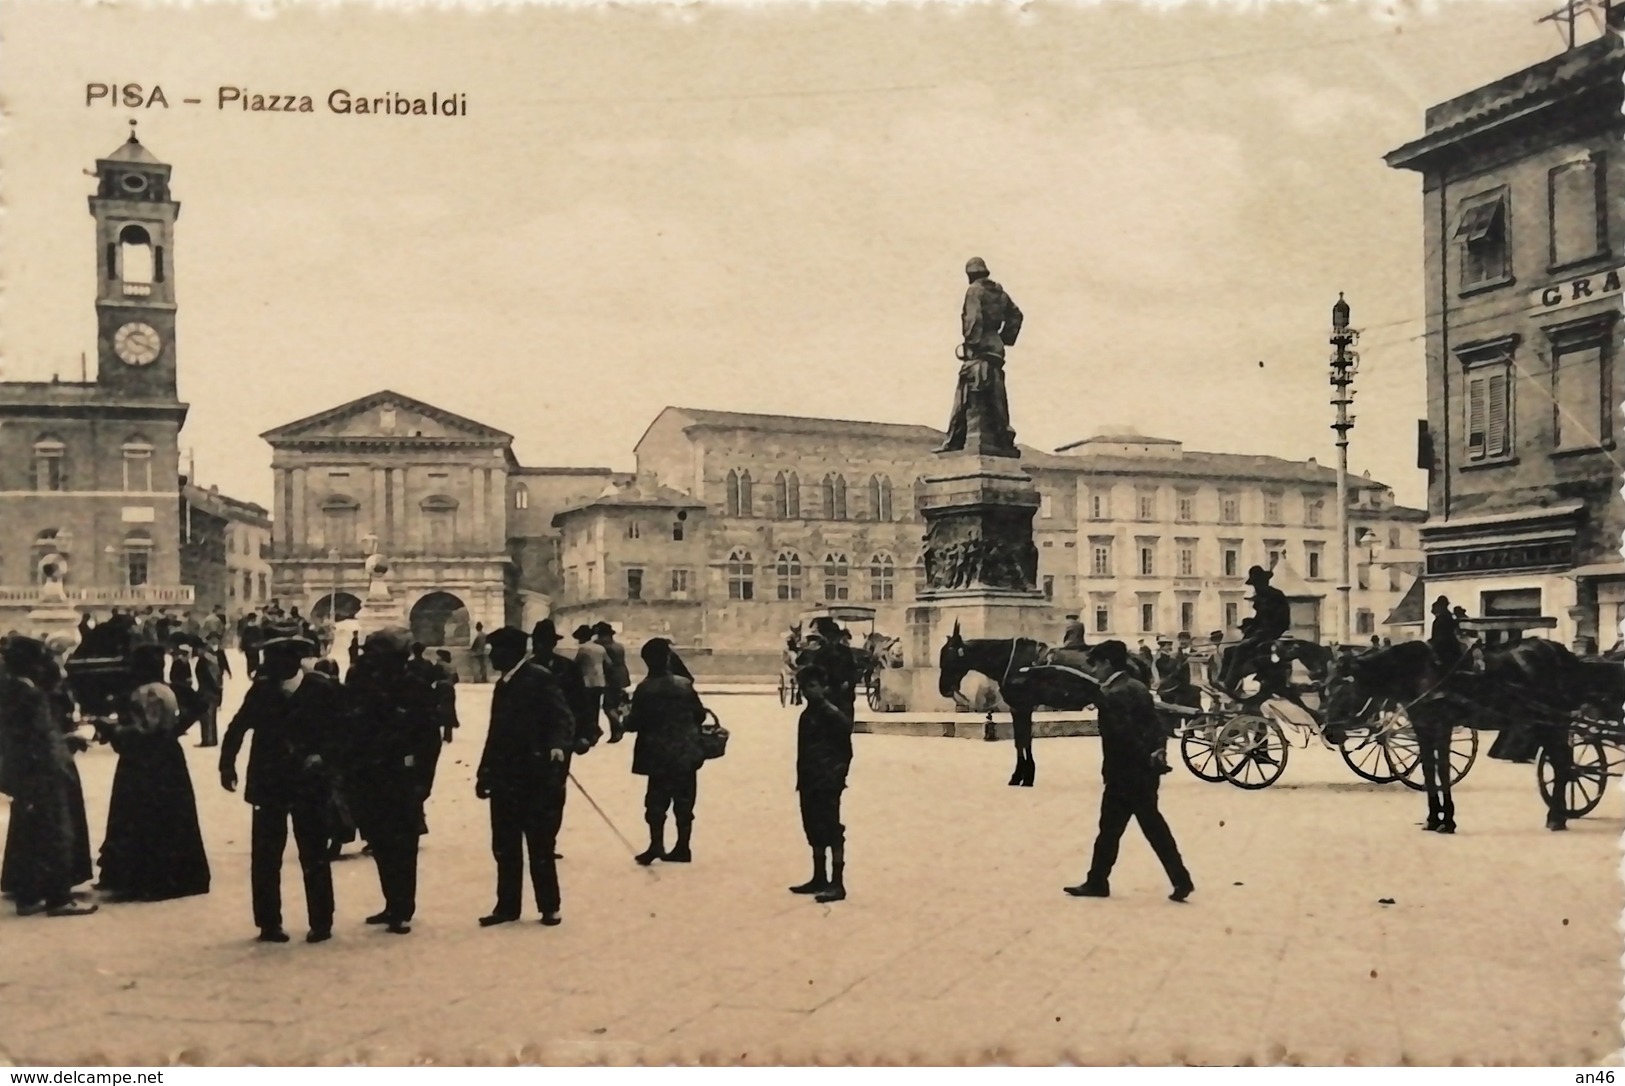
left=783, top=606, right=902, bottom=711
left=60, top=625, right=148, bottom=734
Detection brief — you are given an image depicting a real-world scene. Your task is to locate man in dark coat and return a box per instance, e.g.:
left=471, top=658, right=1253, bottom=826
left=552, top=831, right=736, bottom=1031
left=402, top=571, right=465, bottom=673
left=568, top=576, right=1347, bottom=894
left=626, top=638, right=708, bottom=865
left=789, top=665, right=854, bottom=904
left=219, top=623, right=348, bottom=944
left=476, top=627, right=574, bottom=927
left=194, top=634, right=230, bottom=747
left=238, top=613, right=264, bottom=679
left=1153, top=637, right=1201, bottom=714
left=531, top=620, right=600, bottom=753
left=345, top=629, right=440, bottom=933
left=807, top=617, right=859, bottom=722
left=1217, top=566, right=1292, bottom=696
left=1065, top=640, right=1193, bottom=903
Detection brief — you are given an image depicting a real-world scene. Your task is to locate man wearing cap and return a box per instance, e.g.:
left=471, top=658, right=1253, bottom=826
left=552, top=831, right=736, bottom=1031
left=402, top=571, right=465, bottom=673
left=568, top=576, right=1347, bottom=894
left=1065, top=640, right=1193, bottom=903
left=219, top=620, right=348, bottom=944
left=807, top=617, right=859, bottom=722
left=1153, top=636, right=1201, bottom=719
left=477, top=626, right=574, bottom=927
left=594, top=622, right=631, bottom=743
left=1217, top=566, right=1292, bottom=697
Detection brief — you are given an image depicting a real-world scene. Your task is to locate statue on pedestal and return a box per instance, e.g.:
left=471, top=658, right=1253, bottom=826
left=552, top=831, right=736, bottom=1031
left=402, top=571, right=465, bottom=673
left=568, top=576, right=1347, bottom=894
left=37, top=553, right=70, bottom=605
left=935, top=257, right=1024, bottom=457
left=364, top=554, right=393, bottom=602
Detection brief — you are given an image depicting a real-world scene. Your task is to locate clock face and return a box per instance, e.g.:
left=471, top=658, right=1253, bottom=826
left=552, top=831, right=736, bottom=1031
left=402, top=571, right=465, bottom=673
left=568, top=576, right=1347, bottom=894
left=113, top=322, right=161, bottom=366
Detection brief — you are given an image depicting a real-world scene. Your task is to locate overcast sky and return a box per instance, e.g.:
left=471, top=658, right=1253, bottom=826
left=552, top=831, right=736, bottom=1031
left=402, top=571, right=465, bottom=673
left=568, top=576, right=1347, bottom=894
left=0, top=0, right=1575, bottom=510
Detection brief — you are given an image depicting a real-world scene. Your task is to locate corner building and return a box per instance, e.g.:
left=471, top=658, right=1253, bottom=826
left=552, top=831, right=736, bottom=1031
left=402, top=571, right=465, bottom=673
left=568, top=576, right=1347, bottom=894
left=1386, top=24, right=1625, bottom=650
left=0, top=132, right=193, bottom=629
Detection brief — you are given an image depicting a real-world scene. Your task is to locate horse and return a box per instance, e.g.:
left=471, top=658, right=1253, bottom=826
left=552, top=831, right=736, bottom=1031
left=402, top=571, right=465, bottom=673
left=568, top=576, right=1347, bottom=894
left=1320, top=638, right=1603, bottom=833
left=1212, top=637, right=1338, bottom=715
left=937, top=624, right=1151, bottom=786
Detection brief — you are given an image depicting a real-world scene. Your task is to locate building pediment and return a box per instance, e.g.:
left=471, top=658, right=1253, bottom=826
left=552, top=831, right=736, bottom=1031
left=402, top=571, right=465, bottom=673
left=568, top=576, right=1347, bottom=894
left=260, top=390, right=513, bottom=447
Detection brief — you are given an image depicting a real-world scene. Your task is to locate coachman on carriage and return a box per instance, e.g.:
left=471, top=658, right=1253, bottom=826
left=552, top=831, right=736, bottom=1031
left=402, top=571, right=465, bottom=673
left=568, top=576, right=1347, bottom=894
left=784, top=607, right=902, bottom=713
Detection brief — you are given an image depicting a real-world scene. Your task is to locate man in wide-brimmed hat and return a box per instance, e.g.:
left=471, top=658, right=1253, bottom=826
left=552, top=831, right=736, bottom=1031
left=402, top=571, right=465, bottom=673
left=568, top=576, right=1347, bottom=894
left=1064, top=640, right=1192, bottom=904
left=594, top=622, right=631, bottom=742
left=344, top=626, right=439, bottom=935
left=1217, top=565, right=1291, bottom=697
left=476, top=626, right=574, bottom=928
left=806, top=617, right=858, bottom=721
left=220, top=621, right=347, bottom=944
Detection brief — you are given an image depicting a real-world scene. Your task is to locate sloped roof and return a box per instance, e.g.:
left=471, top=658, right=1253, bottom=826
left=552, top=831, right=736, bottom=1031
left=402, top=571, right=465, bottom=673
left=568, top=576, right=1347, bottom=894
left=1025, top=444, right=1391, bottom=491
left=664, top=406, right=946, bottom=443
left=260, top=389, right=513, bottom=443
left=551, top=480, right=706, bottom=526
left=1055, top=432, right=1181, bottom=450
left=104, top=133, right=162, bottom=165
left=1385, top=578, right=1427, bottom=627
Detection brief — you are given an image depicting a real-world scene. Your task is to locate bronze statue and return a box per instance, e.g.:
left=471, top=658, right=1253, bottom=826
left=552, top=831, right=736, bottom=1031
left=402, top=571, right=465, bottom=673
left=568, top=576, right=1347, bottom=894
left=936, top=257, right=1024, bottom=457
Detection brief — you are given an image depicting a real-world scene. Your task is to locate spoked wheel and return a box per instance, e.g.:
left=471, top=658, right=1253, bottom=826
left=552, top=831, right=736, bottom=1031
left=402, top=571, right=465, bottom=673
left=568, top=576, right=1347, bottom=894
left=778, top=673, right=790, bottom=707
left=866, top=674, right=883, bottom=712
left=1213, top=714, right=1289, bottom=789
left=1339, top=731, right=1400, bottom=784
left=1178, top=719, right=1228, bottom=783
left=1391, top=726, right=1478, bottom=791
left=1537, top=735, right=1608, bottom=819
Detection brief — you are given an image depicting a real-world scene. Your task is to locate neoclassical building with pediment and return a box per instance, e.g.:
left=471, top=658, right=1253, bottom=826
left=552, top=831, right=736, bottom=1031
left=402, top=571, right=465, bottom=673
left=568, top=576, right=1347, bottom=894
left=261, top=390, right=621, bottom=646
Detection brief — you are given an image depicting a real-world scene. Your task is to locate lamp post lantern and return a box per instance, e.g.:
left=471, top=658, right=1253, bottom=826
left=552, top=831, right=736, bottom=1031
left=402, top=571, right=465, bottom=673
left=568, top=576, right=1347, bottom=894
left=1329, top=293, right=1360, bottom=646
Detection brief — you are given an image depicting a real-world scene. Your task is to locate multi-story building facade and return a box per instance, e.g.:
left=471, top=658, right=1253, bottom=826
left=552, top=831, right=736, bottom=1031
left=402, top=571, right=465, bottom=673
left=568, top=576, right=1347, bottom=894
left=0, top=132, right=194, bottom=630
left=554, top=411, right=1425, bottom=665
left=507, top=466, right=628, bottom=630
left=219, top=492, right=274, bottom=617
left=261, top=390, right=517, bottom=646
left=1386, top=23, right=1625, bottom=651
left=179, top=480, right=273, bottom=617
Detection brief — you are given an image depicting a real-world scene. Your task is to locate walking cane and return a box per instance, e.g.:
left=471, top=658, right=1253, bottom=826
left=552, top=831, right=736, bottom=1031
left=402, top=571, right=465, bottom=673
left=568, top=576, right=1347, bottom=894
left=566, top=771, right=659, bottom=878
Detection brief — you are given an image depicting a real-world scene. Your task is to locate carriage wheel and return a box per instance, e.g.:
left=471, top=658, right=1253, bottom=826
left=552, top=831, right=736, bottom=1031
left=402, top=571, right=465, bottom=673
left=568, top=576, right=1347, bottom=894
left=1213, top=715, right=1289, bottom=789
left=778, top=673, right=789, bottom=707
left=1390, top=726, right=1476, bottom=791
left=1537, top=736, right=1608, bottom=819
left=866, top=675, right=882, bottom=712
left=1178, top=720, right=1228, bottom=783
left=1339, top=733, right=1399, bottom=784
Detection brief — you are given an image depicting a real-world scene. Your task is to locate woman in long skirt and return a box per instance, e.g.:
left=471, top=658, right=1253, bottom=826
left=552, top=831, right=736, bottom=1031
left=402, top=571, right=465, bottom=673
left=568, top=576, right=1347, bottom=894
left=97, top=645, right=211, bottom=902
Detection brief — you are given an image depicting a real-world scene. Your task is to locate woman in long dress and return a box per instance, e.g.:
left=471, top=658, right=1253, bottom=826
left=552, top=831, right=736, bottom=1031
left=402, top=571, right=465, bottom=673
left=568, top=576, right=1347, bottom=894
left=97, top=645, right=211, bottom=902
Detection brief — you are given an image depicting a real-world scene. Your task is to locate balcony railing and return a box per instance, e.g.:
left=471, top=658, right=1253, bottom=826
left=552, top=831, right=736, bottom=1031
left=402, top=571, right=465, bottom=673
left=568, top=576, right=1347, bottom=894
left=0, top=585, right=195, bottom=606
left=122, top=283, right=152, bottom=298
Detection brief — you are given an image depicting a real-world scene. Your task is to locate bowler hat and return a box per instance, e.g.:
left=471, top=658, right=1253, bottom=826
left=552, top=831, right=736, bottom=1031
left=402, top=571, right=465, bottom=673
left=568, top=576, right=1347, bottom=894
left=591, top=621, right=616, bottom=638
left=260, top=619, right=315, bottom=657
left=1246, top=565, right=1272, bottom=585
left=573, top=624, right=594, bottom=641
left=487, top=626, right=530, bottom=656
left=1088, top=639, right=1130, bottom=670
left=530, top=619, right=563, bottom=646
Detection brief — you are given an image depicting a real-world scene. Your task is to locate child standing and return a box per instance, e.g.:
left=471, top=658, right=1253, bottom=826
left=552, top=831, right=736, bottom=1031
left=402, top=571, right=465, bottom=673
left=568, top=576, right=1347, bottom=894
left=790, top=665, right=853, bottom=904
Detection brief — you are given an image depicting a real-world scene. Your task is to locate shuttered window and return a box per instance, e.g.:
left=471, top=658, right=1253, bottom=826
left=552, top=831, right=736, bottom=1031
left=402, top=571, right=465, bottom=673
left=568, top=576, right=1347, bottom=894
left=1465, top=366, right=1512, bottom=462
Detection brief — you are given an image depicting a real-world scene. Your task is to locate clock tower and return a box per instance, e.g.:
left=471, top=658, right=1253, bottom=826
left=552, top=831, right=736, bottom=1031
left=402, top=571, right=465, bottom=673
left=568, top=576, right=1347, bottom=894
left=90, top=126, right=180, bottom=399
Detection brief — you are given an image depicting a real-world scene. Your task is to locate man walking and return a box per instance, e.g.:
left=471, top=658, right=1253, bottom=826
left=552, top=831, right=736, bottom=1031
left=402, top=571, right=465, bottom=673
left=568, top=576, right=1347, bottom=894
left=469, top=622, right=489, bottom=684
left=476, top=628, right=574, bottom=928
left=219, top=623, right=348, bottom=943
left=594, top=622, right=630, bottom=743
left=572, top=625, right=608, bottom=742
left=1065, top=640, right=1193, bottom=904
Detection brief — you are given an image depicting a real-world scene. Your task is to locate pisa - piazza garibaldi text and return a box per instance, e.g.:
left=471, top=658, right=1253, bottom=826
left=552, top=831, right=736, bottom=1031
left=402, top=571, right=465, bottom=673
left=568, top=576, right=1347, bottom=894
left=84, top=85, right=468, bottom=115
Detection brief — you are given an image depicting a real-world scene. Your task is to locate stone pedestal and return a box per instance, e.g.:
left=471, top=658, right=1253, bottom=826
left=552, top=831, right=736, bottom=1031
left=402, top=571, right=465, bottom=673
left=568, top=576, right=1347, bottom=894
left=882, top=452, right=1056, bottom=712
left=26, top=603, right=83, bottom=648
left=356, top=596, right=406, bottom=639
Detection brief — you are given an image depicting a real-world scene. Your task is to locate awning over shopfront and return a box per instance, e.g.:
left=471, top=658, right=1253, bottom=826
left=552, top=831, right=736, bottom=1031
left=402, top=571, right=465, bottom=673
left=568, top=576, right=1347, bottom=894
left=1564, top=561, right=1625, bottom=579
left=1384, top=577, right=1427, bottom=627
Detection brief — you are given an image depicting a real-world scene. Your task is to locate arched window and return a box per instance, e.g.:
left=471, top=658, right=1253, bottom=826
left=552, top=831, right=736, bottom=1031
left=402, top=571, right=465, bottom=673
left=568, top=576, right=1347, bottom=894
left=420, top=495, right=458, bottom=554
left=119, top=224, right=155, bottom=296
left=726, top=549, right=755, bottom=600
left=774, top=550, right=803, bottom=600
left=122, top=436, right=153, bottom=493
left=774, top=471, right=794, bottom=520
left=867, top=474, right=894, bottom=521
left=321, top=495, right=360, bottom=549
left=123, top=530, right=153, bottom=588
left=823, top=552, right=851, bottom=601
left=785, top=471, right=800, bottom=519
left=514, top=484, right=530, bottom=511
left=32, top=436, right=66, bottom=492
left=738, top=470, right=753, bottom=518
left=823, top=474, right=848, bottom=520
left=724, top=470, right=740, bottom=517
left=868, top=553, right=896, bottom=601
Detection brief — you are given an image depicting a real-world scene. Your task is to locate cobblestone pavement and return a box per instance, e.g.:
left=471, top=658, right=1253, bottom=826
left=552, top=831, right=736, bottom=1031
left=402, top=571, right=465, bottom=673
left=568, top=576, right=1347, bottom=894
left=2, top=678, right=1620, bottom=1065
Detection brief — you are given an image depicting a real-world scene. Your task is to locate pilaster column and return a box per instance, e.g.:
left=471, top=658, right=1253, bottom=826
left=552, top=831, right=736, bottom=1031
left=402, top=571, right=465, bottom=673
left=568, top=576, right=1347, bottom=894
left=372, top=468, right=388, bottom=547
left=273, top=468, right=290, bottom=549
left=470, top=466, right=485, bottom=554
left=290, top=468, right=308, bottom=552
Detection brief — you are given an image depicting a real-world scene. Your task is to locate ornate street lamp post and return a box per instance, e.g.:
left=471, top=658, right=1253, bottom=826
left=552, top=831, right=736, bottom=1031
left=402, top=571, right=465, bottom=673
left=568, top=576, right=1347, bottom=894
left=1330, top=294, right=1361, bottom=646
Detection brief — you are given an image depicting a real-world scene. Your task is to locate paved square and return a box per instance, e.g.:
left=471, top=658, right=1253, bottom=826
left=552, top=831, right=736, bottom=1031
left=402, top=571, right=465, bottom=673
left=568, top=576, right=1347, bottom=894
left=3, top=679, right=1620, bottom=1065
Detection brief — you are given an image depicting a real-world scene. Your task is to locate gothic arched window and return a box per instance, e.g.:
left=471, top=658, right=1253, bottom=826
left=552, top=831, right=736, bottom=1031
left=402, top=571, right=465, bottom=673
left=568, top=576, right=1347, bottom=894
left=868, top=553, right=896, bottom=601
left=739, top=470, right=754, bottom=518
left=727, top=549, right=755, bottom=600
left=774, top=471, right=801, bottom=520
left=867, top=474, right=894, bottom=521
left=514, top=483, right=530, bottom=510
left=823, top=474, right=848, bottom=521
left=823, top=552, right=851, bottom=601
left=774, top=550, right=803, bottom=600
left=724, top=470, right=740, bottom=517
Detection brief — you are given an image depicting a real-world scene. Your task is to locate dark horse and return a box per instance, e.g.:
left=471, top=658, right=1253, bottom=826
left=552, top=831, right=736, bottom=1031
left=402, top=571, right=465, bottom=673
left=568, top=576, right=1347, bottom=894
left=937, top=624, right=1150, bottom=787
left=1321, top=638, right=1616, bottom=833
